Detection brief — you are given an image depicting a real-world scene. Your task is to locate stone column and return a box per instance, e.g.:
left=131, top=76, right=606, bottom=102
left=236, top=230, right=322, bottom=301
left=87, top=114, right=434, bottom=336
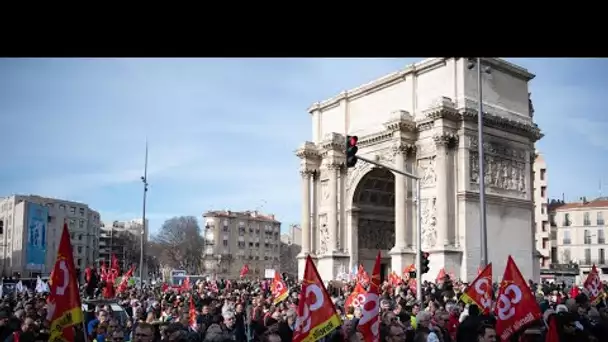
left=433, top=134, right=455, bottom=247
left=348, top=207, right=360, bottom=271
left=328, top=163, right=340, bottom=253
left=393, top=144, right=410, bottom=250
left=300, top=170, right=312, bottom=255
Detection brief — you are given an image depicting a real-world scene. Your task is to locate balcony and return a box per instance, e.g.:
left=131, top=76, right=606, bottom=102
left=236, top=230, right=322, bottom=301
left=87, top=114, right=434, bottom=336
left=578, top=259, right=607, bottom=267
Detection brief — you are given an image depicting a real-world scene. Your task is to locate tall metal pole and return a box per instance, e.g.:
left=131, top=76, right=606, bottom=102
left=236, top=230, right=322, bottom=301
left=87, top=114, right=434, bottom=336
left=140, top=141, right=149, bottom=290
left=477, top=57, right=489, bottom=268
left=415, top=179, right=422, bottom=302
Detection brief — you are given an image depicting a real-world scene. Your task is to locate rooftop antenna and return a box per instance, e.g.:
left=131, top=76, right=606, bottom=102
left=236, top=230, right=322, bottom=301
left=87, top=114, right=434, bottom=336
left=600, top=179, right=603, bottom=198
left=562, top=193, right=565, bottom=202
left=255, top=199, right=267, bottom=212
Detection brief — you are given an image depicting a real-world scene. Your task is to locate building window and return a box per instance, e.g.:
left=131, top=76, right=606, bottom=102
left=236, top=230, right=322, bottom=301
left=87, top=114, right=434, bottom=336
left=541, top=186, right=547, bottom=198
left=584, top=248, right=591, bottom=265
left=550, top=247, right=558, bottom=263
left=78, top=234, right=82, bottom=241
left=562, top=230, right=571, bottom=245
left=79, top=220, right=84, bottom=229
left=599, top=229, right=606, bottom=244
left=598, top=212, right=605, bottom=226
left=79, top=208, right=85, bottom=216
left=59, top=204, right=66, bottom=210
left=584, top=230, right=592, bottom=244
left=584, top=212, right=591, bottom=226
left=600, top=249, right=606, bottom=265
left=77, top=258, right=82, bottom=267
left=541, top=204, right=547, bottom=215
left=70, top=206, right=76, bottom=215
left=77, top=246, right=82, bottom=253
left=563, top=214, right=571, bottom=227
left=223, top=225, right=229, bottom=232
left=540, top=169, right=546, bottom=180
left=69, top=219, right=76, bottom=229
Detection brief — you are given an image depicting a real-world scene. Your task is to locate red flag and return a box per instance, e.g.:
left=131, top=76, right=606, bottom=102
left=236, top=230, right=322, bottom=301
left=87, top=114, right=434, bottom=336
left=545, top=314, right=559, bottom=342
left=240, top=264, right=249, bottom=278
left=161, top=283, right=169, bottom=293
left=569, top=286, right=579, bottom=298
left=357, top=265, right=370, bottom=287
left=436, top=268, right=447, bottom=283
left=116, top=266, right=135, bottom=294
left=47, top=222, right=84, bottom=342
left=494, top=256, right=541, bottom=342
left=100, top=261, right=108, bottom=282
left=583, top=264, right=604, bottom=305
left=358, top=251, right=381, bottom=342
left=344, top=283, right=367, bottom=310
left=271, top=272, right=289, bottom=305
left=293, top=256, right=341, bottom=342
left=189, top=296, right=197, bottom=330
left=181, top=276, right=191, bottom=293
left=460, top=263, right=493, bottom=314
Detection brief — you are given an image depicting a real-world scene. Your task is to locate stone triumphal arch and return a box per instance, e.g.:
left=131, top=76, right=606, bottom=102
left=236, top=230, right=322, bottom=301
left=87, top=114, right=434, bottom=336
left=296, top=58, right=542, bottom=282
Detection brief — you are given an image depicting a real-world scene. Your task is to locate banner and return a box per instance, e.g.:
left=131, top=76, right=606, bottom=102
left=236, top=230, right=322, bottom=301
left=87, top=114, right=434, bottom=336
left=358, top=251, right=381, bottom=342
left=460, top=263, right=493, bottom=314
left=583, top=264, right=604, bottom=305
left=494, top=256, right=541, bottom=342
left=271, top=272, right=289, bottom=305
left=26, top=202, right=48, bottom=270
left=48, top=222, right=83, bottom=342
left=293, top=256, right=341, bottom=342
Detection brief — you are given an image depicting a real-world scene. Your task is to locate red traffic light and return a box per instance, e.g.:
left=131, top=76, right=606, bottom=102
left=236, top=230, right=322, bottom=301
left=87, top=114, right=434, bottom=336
left=348, top=136, right=358, bottom=147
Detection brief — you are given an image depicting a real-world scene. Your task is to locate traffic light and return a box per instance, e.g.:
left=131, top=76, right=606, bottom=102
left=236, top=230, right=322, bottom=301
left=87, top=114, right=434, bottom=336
left=421, top=252, right=430, bottom=274
left=346, top=135, right=359, bottom=168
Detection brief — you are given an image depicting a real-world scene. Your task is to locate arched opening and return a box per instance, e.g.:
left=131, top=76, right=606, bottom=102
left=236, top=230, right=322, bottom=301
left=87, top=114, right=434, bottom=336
left=352, top=168, right=395, bottom=278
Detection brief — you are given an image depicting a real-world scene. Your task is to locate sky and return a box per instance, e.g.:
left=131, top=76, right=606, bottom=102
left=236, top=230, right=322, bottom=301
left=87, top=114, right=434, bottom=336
left=0, top=58, right=607, bottom=235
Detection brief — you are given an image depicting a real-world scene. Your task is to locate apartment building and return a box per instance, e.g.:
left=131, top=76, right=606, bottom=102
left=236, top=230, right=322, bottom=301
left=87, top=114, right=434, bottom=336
left=554, top=197, right=608, bottom=273
left=280, top=224, right=302, bottom=278
left=533, top=152, right=550, bottom=268
left=0, top=194, right=101, bottom=278
left=99, top=219, right=148, bottom=270
left=203, top=210, right=281, bottom=279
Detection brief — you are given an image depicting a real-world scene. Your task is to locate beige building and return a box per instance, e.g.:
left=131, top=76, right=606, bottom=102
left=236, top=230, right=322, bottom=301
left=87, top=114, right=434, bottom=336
left=554, top=198, right=608, bottom=271
left=297, top=58, right=542, bottom=282
left=202, top=210, right=281, bottom=279
left=0, top=194, right=100, bottom=278
left=533, top=152, right=550, bottom=268
left=99, top=219, right=148, bottom=270
left=280, top=224, right=302, bottom=277
left=280, top=224, right=302, bottom=246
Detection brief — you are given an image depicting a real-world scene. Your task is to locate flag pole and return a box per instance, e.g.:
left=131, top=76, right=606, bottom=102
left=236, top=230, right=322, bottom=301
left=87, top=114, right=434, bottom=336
left=140, top=140, right=149, bottom=290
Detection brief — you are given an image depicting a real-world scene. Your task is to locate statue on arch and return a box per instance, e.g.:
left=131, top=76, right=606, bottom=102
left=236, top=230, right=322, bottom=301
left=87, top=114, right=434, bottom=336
left=528, top=92, right=534, bottom=118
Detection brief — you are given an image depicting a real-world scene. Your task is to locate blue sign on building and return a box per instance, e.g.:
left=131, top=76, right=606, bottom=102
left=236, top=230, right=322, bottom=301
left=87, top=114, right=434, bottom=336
left=25, top=202, right=48, bottom=270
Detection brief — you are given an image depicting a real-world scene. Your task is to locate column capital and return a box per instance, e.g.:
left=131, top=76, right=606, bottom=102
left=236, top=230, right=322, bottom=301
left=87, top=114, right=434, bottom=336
left=300, top=169, right=316, bottom=177
left=433, top=133, right=459, bottom=149
left=392, top=141, right=416, bottom=157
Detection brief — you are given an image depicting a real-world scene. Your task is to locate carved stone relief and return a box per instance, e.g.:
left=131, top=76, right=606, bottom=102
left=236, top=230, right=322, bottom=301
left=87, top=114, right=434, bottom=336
left=358, top=219, right=395, bottom=250
left=421, top=198, right=437, bottom=249
left=318, top=215, right=328, bottom=254
left=320, top=180, right=330, bottom=204
left=418, top=157, right=437, bottom=188
left=468, top=136, right=528, bottom=194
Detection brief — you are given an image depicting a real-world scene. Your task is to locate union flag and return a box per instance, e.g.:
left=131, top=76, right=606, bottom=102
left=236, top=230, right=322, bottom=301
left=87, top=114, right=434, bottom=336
left=271, top=271, right=289, bottom=305
left=47, top=222, right=84, bottom=342
left=293, top=256, right=341, bottom=342
left=358, top=251, right=381, bottom=342
left=460, top=263, right=493, bottom=314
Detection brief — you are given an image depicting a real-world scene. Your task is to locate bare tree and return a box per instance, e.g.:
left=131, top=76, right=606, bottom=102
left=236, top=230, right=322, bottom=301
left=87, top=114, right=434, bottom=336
left=153, top=216, right=204, bottom=273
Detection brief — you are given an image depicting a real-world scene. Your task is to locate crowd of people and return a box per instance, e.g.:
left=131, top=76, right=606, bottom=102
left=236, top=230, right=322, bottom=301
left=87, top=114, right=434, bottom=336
left=1, top=271, right=608, bottom=341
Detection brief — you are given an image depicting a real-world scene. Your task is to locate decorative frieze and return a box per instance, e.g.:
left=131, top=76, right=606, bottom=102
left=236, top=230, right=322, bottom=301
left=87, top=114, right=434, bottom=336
left=421, top=197, right=437, bottom=249
left=418, top=157, right=437, bottom=188
left=470, top=153, right=527, bottom=193
left=318, top=215, right=328, bottom=254
left=468, top=137, right=526, bottom=162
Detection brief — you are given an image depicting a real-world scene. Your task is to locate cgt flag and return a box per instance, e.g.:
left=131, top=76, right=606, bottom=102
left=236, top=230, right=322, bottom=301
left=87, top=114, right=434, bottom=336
left=583, top=264, right=604, bottom=305
left=358, top=251, right=381, bottom=342
left=460, top=263, right=493, bottom=314
left=494, top=256, right=541, bottom=342
left=47, top=222, right=84, bottom=342
left=293, top=256, right=341, bottom=342
left=344, top=283, right=366, bottom=310
left=271, top=271, right=289, bottom=305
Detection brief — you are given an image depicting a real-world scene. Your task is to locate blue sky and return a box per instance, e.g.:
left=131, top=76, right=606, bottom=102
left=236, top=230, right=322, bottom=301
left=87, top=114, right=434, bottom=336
left=0, top=58, right=606, bottom=235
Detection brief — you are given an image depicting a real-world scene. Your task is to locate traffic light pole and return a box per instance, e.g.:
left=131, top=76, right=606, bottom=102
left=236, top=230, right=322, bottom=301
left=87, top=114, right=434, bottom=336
left=354, top=155, right=423, bottom=302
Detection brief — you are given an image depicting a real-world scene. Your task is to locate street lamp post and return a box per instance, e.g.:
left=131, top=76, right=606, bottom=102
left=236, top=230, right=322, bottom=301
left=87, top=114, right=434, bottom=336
left=467, top=58, right=491, bottom=268
left=140, top=142, right=149, bottom=290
